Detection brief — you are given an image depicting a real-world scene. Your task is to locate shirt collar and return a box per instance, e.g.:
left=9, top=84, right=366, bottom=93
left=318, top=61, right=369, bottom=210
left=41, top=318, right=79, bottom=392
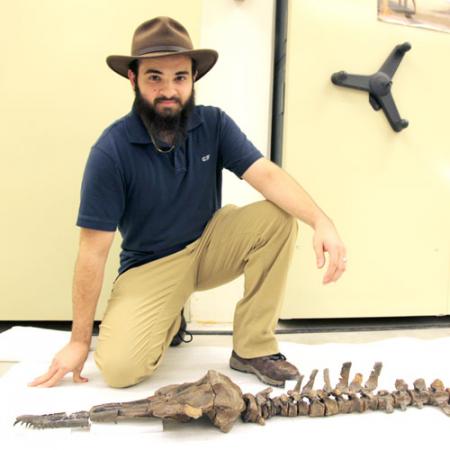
left=125, top=104, right=203, bottom=144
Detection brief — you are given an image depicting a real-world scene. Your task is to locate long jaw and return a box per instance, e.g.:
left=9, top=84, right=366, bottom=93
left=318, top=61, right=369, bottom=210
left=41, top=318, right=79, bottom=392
left=14, top=411, right=90, bottom=429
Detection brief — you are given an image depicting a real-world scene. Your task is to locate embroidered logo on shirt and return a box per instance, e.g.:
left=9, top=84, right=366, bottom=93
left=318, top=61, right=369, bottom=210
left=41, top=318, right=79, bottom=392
left=201, top=154, right=210, bottom=162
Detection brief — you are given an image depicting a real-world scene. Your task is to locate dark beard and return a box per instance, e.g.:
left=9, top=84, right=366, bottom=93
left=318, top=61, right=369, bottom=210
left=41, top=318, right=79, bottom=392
left=133, top=84, right=195, bottom=146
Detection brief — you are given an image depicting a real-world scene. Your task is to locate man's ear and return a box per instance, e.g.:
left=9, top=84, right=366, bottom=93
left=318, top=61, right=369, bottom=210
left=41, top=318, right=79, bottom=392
left=192, top=70, right=198, bottom=82
left=128, top=69, right=136, bottom=89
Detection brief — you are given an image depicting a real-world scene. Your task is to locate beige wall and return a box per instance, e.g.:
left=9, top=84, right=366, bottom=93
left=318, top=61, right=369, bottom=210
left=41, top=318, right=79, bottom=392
left=0, top=0, right=203, bottom=319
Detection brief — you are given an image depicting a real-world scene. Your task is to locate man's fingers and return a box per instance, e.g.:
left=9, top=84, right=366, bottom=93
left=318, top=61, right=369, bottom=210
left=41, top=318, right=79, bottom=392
left=333, top=250, right=347, bottom=281
left=324, top=247, right=347, bottom=283
left=28, top=366, right=59, bottom=387
left=330, top=264, right=345, bottom=282
left=39, top=368, right=68, bottom=388
left=323, top=257, right=338, bottom=284
left=313, top=221, right=347, bottom=285
left=73, top=367, right=88, bottom=383
left=323, top=247, right=339, bottom=283
left=314, top=240, right=325, bottom=268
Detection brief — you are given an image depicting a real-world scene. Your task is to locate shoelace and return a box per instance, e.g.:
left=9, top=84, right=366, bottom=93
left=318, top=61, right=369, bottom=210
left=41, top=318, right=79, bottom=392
left=268, top=352, right=286, bottom=361
left=176, top=309, right=193, bottom=344
left=170, top=316, right=193, bottom=346
left=179, top=330, right=193, bottom=343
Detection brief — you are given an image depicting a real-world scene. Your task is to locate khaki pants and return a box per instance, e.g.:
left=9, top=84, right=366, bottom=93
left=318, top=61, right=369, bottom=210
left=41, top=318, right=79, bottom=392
left=94, top=200, right=298, bottom=388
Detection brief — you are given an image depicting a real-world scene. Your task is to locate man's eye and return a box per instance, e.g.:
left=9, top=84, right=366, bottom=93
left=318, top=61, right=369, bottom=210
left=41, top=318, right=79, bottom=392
left=176, top=76, right=187, bottom=81
left=149, top=75, right=160, bottom=81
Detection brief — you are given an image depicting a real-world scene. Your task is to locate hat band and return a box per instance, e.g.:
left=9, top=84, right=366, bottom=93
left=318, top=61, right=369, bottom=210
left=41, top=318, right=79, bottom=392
left=136, top=45, right=191, bottom=56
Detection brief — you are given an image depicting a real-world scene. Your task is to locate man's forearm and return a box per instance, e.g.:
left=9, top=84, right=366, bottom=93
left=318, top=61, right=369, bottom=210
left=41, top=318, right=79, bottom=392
left=256, top=162, right=329, bottom=229
left=70, top=253, right=106, bottom=345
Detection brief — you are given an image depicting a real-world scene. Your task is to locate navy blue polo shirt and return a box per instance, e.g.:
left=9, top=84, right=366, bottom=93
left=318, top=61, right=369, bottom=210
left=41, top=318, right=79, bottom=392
left=76, top=104, right=264, bottom=275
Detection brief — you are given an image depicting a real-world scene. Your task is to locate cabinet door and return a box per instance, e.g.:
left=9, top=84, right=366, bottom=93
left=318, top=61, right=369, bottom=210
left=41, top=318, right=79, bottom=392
left=280, top=0, right=450, bottom=318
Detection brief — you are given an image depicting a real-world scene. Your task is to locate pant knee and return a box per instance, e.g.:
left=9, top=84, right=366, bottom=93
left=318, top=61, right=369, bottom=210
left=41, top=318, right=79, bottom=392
left=94, top=352, right=157, bottom=388
left=257, top=200, right=298, bottom=235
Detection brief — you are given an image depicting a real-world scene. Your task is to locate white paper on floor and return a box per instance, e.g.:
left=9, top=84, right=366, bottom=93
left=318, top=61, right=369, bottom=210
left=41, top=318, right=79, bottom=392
left=1, top=331, right=450, bottom=448
left=0, top=326, right=89, bottom=362
left=0, top=326, right=98, bottom=362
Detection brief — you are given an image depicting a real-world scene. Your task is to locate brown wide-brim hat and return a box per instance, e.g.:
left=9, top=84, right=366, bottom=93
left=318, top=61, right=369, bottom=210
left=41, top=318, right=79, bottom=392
left=106, top=16, right=218, bottom=81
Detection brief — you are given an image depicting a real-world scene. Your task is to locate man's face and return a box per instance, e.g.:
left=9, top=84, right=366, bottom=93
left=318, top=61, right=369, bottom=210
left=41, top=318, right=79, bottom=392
left=128, top=54, right=195, bottom=116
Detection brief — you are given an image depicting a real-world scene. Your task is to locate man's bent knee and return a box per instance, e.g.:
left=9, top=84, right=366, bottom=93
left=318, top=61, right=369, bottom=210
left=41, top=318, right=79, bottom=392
left=256, top=200, right=298, bottom=232
left=94, top=351, right=158, bottom=388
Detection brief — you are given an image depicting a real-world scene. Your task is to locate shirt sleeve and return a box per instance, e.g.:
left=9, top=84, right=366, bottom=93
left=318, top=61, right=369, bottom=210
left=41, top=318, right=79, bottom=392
left=218, top=109, right=264, bottom=179
left=76, top=146, right=125, bottom=231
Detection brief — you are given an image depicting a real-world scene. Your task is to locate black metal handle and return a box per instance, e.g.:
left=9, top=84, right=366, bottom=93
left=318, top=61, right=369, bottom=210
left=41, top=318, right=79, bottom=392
left=331, top=42, right=411, bottom=132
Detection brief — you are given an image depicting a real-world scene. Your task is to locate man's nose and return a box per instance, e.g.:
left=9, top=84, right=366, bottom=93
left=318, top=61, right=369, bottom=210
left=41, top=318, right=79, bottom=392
left=159, top=80, right=177, bottom=98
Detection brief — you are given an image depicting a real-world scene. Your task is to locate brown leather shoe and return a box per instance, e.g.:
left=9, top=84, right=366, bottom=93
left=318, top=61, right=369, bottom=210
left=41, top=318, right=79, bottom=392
left=229, top=350, right=300, bottom=387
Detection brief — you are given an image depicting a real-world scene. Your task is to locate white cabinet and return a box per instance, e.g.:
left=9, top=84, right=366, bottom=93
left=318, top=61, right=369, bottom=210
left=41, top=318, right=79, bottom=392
left=280, top=0, right=450, bottom=318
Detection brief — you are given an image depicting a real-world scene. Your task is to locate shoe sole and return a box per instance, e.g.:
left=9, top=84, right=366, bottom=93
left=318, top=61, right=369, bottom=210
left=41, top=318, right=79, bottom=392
left=229, top=356, right=286, bottom=388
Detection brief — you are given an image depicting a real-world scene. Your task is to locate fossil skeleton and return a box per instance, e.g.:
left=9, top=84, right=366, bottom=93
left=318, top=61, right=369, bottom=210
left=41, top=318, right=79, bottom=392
left=14, top=362, right=450, bottom=433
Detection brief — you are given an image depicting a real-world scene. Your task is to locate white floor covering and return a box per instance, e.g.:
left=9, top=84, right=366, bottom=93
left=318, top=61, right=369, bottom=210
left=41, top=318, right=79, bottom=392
left=1, top=326, right=450, bottom=449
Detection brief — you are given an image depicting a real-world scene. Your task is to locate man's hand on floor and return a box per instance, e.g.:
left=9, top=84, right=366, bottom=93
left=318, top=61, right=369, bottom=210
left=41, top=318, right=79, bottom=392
left=28, top=341, right=90, bottom=387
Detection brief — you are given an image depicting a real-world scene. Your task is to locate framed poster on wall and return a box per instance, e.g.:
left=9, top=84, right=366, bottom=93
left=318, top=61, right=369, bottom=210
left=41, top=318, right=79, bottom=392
left=378, top=0, right=450, bottom=33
